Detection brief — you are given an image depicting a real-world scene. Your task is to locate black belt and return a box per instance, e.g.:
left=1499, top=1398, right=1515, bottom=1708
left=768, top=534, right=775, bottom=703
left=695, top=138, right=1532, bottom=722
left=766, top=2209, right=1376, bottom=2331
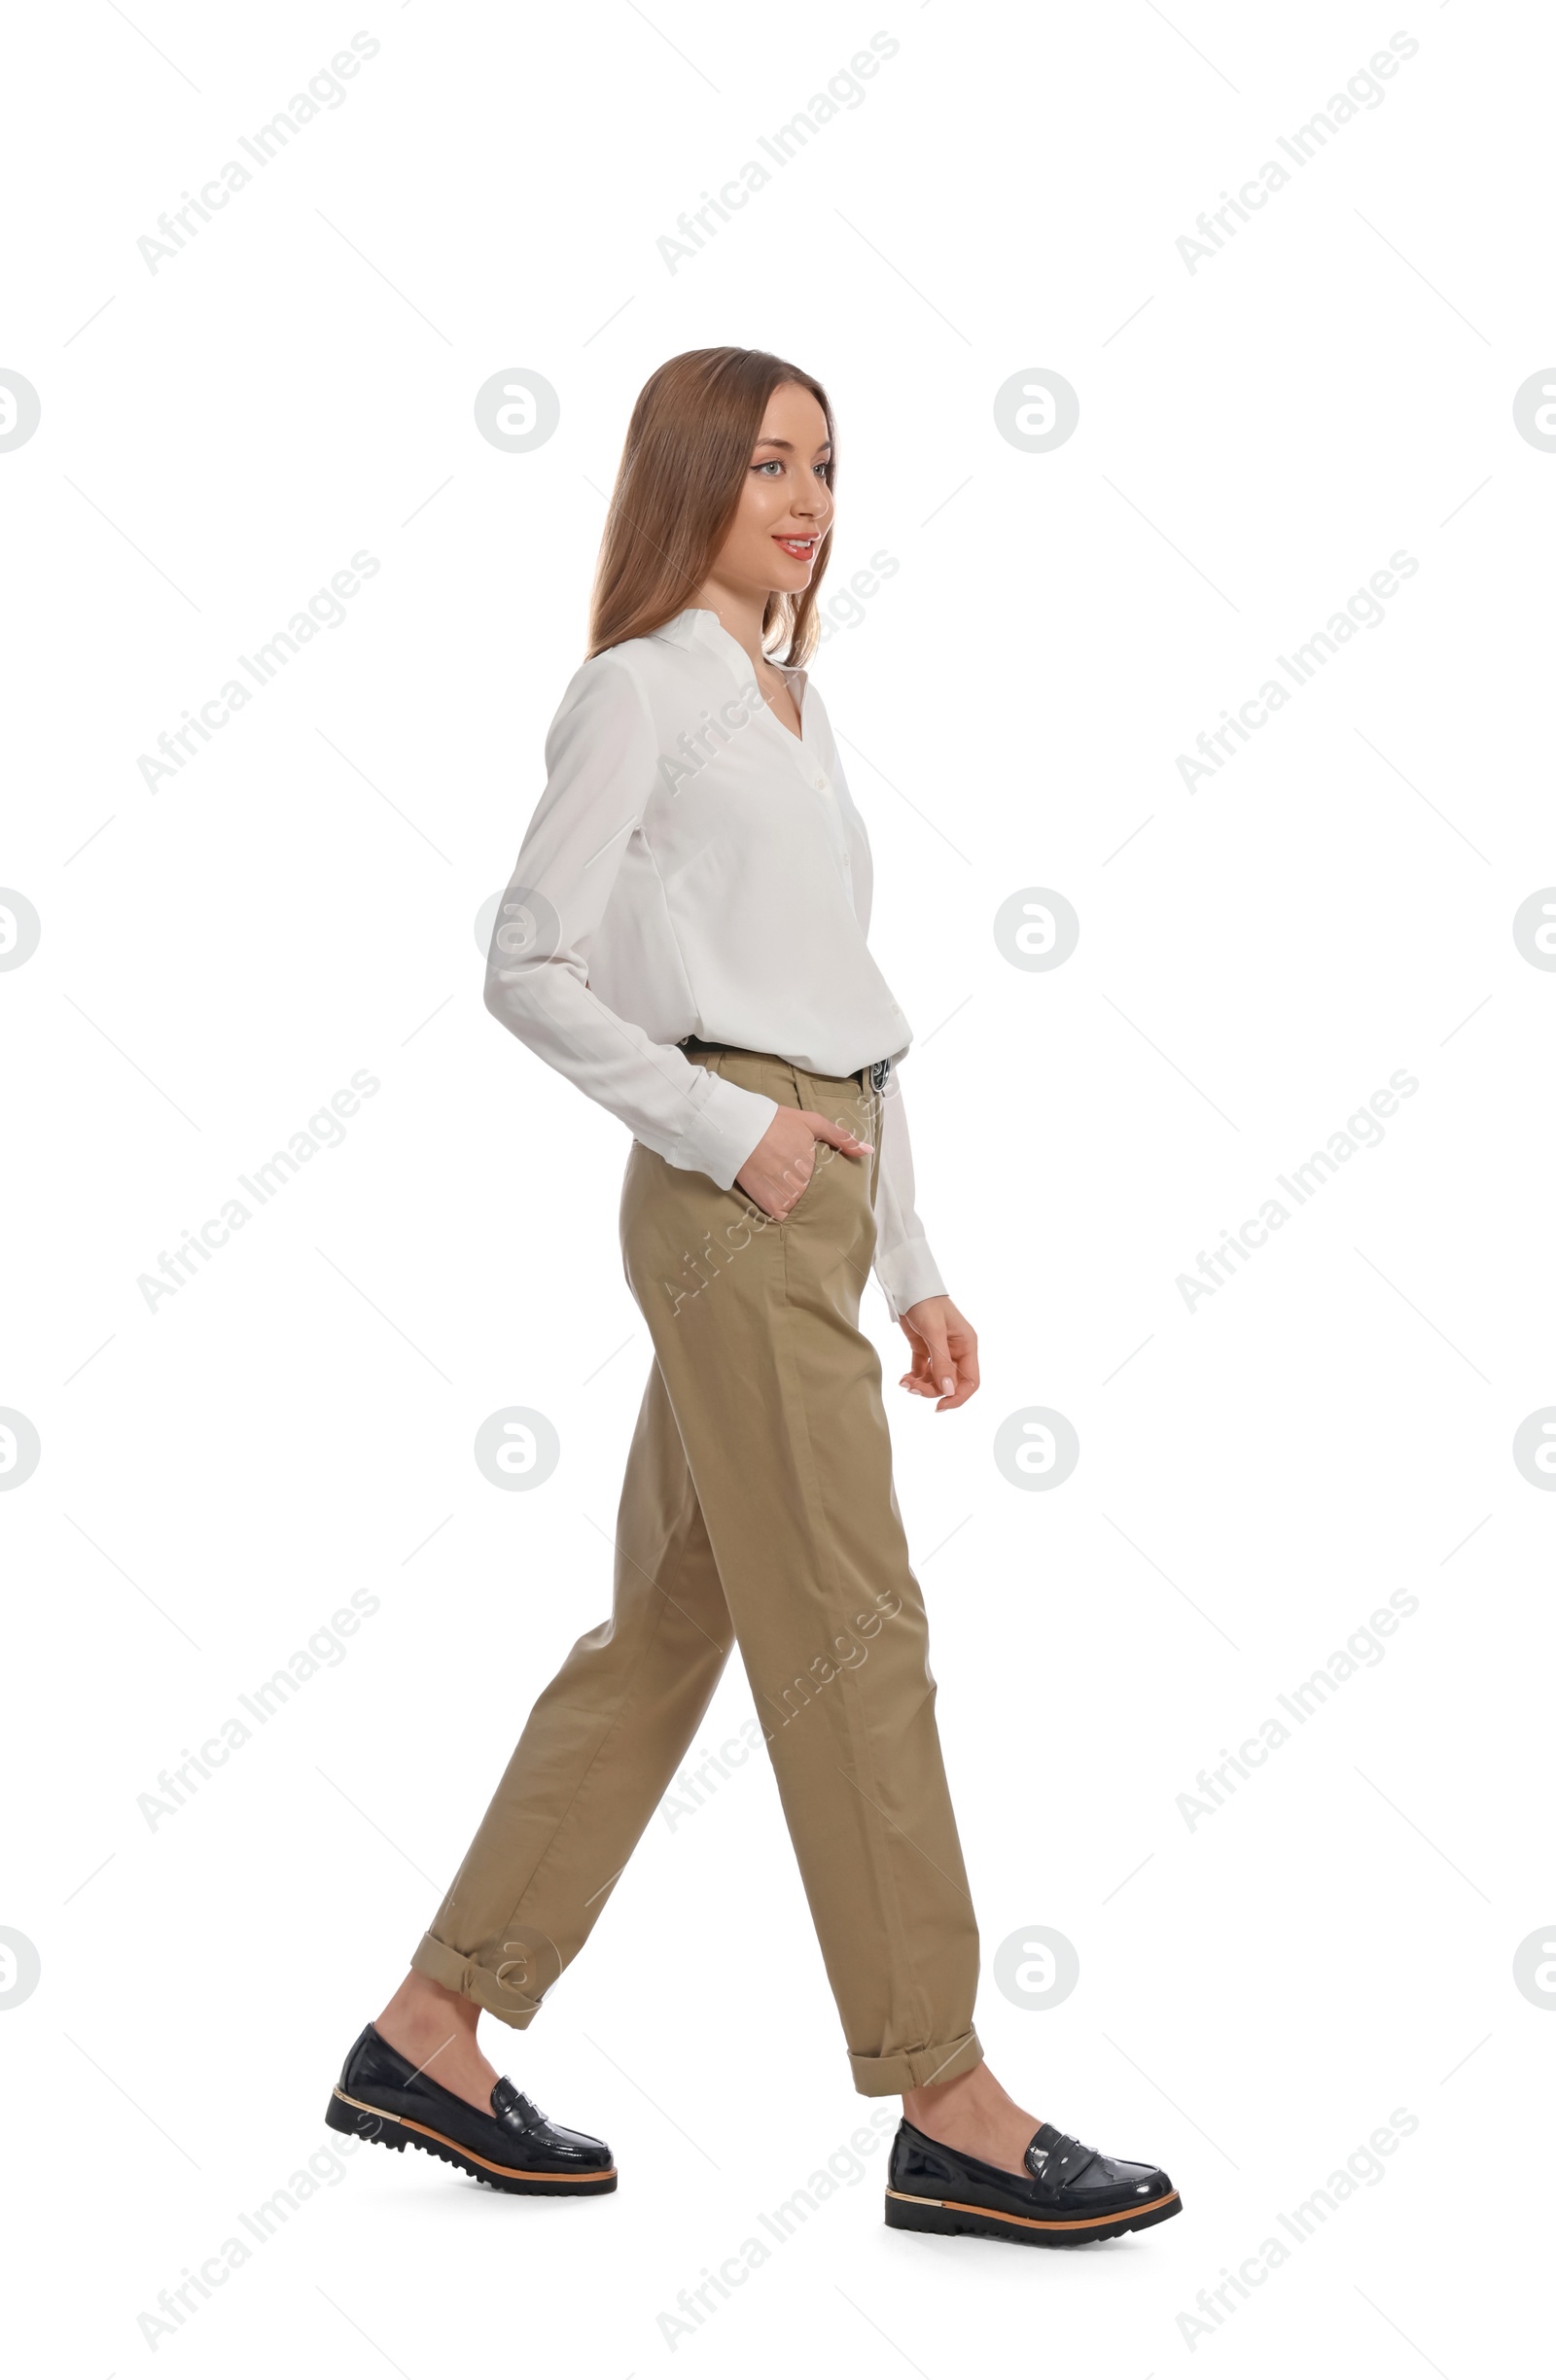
left=680, top=1034, right=890, bottom=1095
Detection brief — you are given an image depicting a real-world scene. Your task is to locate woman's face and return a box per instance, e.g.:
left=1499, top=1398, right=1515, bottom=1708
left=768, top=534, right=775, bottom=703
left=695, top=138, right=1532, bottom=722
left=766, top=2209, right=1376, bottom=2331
left=710, top=380, right=834, bottom=600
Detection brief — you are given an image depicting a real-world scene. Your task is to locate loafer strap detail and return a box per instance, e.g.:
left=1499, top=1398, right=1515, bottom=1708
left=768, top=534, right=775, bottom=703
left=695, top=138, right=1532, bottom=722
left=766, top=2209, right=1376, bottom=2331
left=1025, top=2124, right=1104, bottom=2195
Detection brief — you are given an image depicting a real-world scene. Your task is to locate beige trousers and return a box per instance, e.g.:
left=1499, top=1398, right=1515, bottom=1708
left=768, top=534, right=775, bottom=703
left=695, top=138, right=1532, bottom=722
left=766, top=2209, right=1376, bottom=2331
left=411, top=1045, right=983, bottom=2094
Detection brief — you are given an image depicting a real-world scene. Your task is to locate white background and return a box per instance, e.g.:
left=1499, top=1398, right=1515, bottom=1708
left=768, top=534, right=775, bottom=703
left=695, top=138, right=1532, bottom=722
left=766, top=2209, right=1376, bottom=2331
left=5, top=1, right=1553, bottom=2370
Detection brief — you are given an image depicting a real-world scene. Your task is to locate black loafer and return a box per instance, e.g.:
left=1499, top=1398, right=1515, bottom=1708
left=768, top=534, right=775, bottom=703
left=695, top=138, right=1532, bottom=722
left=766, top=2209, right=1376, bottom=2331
left=886, top=2117, right=1180, bottom=2247
left=325, top=2022, right=617, bottom=2195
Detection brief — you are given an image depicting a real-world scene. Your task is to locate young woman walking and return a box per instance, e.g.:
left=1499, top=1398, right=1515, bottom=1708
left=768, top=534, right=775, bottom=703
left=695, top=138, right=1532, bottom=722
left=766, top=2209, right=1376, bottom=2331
left=326, top=347, right=1182, bottom=2251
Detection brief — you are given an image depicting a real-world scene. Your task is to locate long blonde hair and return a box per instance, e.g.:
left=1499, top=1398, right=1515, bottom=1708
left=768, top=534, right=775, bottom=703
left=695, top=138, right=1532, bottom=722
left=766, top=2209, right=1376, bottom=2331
left=587, top=347, right=835, bottom=665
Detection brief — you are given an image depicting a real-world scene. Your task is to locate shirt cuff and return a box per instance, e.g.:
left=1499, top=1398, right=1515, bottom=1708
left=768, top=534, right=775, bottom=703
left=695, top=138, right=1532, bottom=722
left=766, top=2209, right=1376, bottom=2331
left=667, top=1071, right=778, bottom=1190
left=874, top=1236, right=947, bottom=1322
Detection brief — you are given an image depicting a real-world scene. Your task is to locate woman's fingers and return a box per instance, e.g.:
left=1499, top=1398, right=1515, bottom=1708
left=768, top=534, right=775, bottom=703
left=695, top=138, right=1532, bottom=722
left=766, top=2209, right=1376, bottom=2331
left=734, top=1108, right=870, bottom=1221
left=897, top=1300, right=980, bottom=1409
left=804, top=1109, right=873, bottom=1156
left=920, top=1322, right=958, bottom=1402
left=934, top=1323, right=979, bottom=1409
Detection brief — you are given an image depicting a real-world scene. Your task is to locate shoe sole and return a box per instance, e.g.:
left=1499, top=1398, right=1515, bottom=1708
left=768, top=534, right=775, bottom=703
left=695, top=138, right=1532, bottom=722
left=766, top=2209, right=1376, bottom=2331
left=884, top=2183, right=1182, bottom=2247
left=325, top=2086, right=618, bottom=2195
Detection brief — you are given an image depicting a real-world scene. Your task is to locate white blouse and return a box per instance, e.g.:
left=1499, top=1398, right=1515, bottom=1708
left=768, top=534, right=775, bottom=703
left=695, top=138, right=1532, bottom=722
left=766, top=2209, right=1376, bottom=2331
left=485, top=605, right=946, bottom=1318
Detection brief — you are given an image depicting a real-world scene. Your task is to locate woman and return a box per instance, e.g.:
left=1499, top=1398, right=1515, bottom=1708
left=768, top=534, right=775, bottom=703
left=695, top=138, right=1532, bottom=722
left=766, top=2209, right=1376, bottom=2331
left=325, top=347, right=1181, bottom=2250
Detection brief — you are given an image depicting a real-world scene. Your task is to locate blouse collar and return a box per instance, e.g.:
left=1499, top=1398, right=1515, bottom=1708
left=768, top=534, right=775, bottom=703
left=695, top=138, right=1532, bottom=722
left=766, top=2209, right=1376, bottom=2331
left=653, top=606, right=807, bottom=694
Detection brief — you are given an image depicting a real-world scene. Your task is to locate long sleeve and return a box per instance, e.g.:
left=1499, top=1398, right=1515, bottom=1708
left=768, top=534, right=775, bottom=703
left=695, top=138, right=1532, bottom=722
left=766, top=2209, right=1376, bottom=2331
left=484, top=656, right=778, bottom=1186
left=872, top=1070, right=949, bottom=1320
left=820, top=720, right=949, bottom=1320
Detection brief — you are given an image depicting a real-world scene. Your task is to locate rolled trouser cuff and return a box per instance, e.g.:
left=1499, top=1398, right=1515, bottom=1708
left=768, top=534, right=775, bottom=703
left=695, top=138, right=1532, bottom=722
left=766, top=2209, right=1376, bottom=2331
left=848, top=2027, right=983, bottom=2096
left=409, top=1933, right=543, bottom=2030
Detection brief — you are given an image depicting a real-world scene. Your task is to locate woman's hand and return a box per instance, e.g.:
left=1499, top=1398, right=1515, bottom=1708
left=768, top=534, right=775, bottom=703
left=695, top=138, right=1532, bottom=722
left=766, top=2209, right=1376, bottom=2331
left=735, top=1105, right=873, bottom=1221
left=898, top=1296, right=979, bottom=1410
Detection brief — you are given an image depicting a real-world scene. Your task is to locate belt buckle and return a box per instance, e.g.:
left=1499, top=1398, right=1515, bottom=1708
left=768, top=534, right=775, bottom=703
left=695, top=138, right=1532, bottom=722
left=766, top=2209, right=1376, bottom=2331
left=868, top=1057, right=891, bottom=1094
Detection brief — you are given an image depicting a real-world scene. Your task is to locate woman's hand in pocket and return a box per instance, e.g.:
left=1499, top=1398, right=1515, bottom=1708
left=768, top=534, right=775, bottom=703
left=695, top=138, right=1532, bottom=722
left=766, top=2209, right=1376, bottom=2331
left=735, top=1106, right=873, bottom=1221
